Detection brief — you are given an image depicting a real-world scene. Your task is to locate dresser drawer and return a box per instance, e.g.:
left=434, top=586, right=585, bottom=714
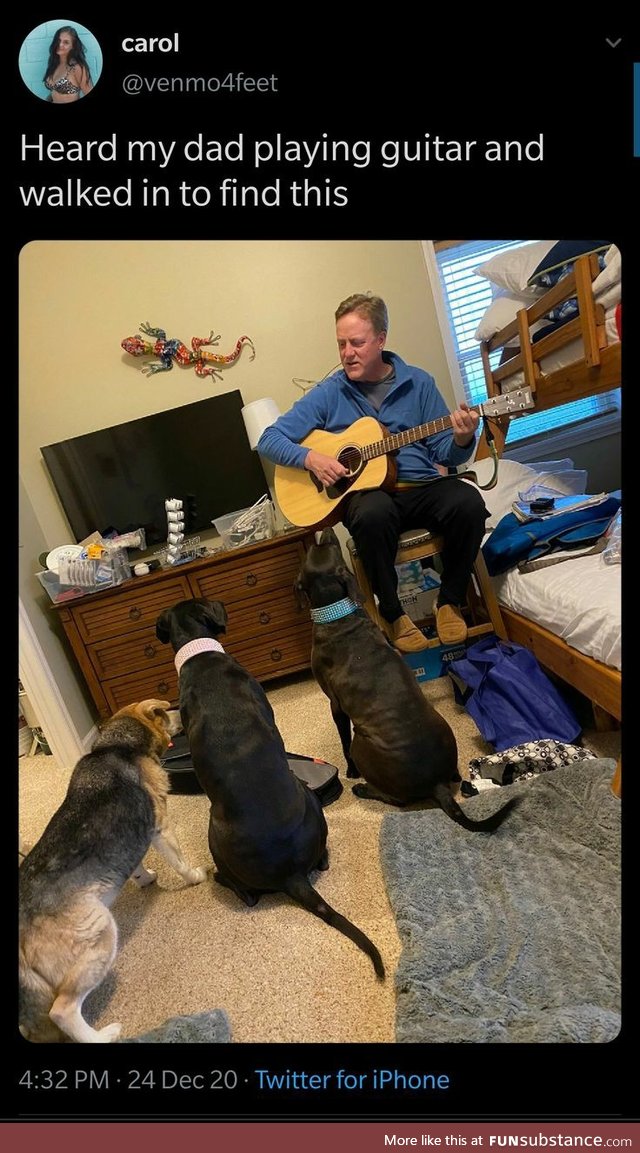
left=227, top=626, right=312, bottom=681
left=88, top=627, right=169, bottom=680
left=54, top=529, right=313, bottom=721
left=188, top=541, right=305, bottom=605
left=69, top=576, right=193, bottom=644
left=224, top=588, right=308, bottom=643
left=101, top=662, right=179, bottom=714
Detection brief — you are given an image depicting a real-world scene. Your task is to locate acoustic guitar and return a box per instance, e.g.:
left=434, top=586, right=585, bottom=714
left=274, top=387, right=534, bottom=528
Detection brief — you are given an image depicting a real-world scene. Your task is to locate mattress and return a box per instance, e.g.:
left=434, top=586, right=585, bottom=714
left=498, top=308, right=620, bottom=394
left=465, top=458, right=621, bottom=671
left=493, top=549, right=621, bottom=671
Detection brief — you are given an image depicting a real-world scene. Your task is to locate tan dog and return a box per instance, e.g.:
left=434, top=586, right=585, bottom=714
left=19, top=699, right=206, bottom=1043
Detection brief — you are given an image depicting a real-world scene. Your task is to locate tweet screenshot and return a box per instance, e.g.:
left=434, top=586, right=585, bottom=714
left=12, top=14, right=636, bottom=1150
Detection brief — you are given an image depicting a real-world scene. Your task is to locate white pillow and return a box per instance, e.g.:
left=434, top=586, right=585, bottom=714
left=592, top=244, right=621, bottom=298
left=474, top=292, right=549, bottom=343
left=459, top=457, right=588, bottom=530
left=474, top=241, right=557, bottom=296
left=459, top=458, right=539, bottom=529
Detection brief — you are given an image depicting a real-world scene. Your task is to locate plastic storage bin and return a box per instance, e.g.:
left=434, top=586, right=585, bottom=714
left=213, top=499, right=276, bottom=549
left=36, top=549, right=131, bottom=603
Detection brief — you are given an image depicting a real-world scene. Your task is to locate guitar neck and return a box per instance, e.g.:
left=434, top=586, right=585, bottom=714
left=362, top=405, right=482, bottom=462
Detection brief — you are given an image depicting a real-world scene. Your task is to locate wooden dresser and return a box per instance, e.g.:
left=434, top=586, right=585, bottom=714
left=54, top=529, right=313, bottom=720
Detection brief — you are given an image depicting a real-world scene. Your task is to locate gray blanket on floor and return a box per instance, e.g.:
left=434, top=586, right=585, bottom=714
left=379, top=759, right=620, bottom=1043
left=122, top=1009, right=232, bottom=1043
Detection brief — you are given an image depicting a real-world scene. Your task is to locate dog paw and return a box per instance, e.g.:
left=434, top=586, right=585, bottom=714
left=132, top=866, right=157, bottom=887
left=346, top=763, right=361, bottom=779
left=97, top=1021, right=122, bottom=1043
left=186, top=866, right=207, bottom=885
left=351, top=783, right=369, bottom=799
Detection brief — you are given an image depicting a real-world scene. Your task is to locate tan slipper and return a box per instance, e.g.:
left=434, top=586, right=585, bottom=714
left=381, top=614, right=429, bottom=653
left=435, top=604, right=468, bottom=646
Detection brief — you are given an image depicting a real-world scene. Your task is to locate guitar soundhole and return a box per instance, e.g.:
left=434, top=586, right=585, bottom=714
left=337, top=445, right=363, bottom=476
left=323, top=444, right=364, bottom=500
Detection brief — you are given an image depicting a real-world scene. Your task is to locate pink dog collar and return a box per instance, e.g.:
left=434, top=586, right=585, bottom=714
left=175, top=638, right=225, bottom=675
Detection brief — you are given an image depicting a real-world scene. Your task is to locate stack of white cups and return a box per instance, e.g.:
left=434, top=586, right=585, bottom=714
left=165, top=498, right=185, bottom=565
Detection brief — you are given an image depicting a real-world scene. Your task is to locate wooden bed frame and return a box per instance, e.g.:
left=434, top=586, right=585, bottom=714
left=475, top=250, right=622, bottom=738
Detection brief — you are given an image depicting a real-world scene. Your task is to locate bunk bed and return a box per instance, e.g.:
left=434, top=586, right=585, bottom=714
left=472, top=243, right=622, bottom=738
left=475, top=242, right=621, bottom=450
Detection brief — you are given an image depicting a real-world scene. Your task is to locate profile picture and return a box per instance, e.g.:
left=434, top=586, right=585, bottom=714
left=19, top=19, right=102, bottom=103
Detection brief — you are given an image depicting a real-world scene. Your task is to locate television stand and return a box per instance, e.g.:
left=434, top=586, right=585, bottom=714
left=53, top=528, right=314, bottom=721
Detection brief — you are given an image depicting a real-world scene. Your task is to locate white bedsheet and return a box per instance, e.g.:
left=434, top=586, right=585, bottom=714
left=465, top=458, right=621, bottom=672
left=493, top=552, right=621, bottom=671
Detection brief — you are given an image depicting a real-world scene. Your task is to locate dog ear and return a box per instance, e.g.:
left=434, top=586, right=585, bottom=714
left=201, top=599, right=228, bottom=635
left=338, top=564, right=363, bottom=605
left=293, top=576, right=309, bottom=609
left=156, top=610, right=171, bottom=643
left=140, top=699, right=172, bottom=718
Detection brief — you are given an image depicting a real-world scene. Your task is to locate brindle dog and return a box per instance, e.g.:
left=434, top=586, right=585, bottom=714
left=296, top=528, right=515, bottom=830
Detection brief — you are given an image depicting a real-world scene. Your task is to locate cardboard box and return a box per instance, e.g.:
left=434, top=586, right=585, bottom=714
left=400, top=586, right=440, bottom=623
left=403, top=640, right=467, bottom=683
left=399, top=566, right=441, bottom=623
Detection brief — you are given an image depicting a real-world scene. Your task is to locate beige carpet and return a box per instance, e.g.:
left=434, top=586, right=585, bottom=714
left=18, top=670, right=620, bottom=1044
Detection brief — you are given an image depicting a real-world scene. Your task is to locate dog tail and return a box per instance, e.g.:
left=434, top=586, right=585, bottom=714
left=432, top=784, right=517, bottom=832
left=283, top=874, right=385, bottom=979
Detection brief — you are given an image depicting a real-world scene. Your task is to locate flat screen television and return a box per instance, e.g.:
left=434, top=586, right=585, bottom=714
left=40, top=390, right=270, bottom=547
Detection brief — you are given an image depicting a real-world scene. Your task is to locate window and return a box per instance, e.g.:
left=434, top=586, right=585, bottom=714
left=426, top=239, right=620, bottom=445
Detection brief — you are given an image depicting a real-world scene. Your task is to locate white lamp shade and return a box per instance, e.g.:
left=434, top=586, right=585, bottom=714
left=241, top=397, right=281, bottom=450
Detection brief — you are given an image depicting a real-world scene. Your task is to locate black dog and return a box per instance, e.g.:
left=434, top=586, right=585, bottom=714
left=156, top=597, right=384, bottom=978
left=296, top=529, right=514, bottom=832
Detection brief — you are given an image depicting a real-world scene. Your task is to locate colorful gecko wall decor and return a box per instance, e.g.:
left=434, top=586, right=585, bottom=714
left=121, top=323, right=255, bottom=379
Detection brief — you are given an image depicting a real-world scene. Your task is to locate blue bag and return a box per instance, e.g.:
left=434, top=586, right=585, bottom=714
left=482, top=495, right=621, bottom=575
left=447, top=635, right=581, bottom=751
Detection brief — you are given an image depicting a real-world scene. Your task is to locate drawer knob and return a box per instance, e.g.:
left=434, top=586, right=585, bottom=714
left=157, top=680, right=169, bottom=694
left=144, top=644, right=156, bottom=659
left=245, top=572, right=258, bottom=587
left=259, top=611, right=271, bottom=625
left=270, top=648, right=282, bottom=663
left=129, top=606, right=142, bottom=621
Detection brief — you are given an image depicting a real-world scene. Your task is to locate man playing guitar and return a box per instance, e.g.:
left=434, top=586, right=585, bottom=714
left=258, top=292, right=488, bottom=652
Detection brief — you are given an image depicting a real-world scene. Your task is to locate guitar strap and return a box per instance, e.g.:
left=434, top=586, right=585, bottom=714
left=460, top=441, right=500, bottom=492
left=475, top=418, right=500, bottom=490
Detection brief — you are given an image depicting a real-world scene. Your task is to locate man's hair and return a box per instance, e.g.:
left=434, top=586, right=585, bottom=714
left=335, top=293, right=388, bottom=335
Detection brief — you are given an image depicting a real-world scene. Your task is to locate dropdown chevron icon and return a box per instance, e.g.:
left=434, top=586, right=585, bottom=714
left=605, top=37, right=622, bottom=46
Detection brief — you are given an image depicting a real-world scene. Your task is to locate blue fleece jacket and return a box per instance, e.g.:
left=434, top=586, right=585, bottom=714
left=256, top=352, right=476, bottom=481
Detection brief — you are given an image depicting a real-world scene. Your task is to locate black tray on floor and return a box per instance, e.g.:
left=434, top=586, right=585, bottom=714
left=162, top=734, right=343, bottom=806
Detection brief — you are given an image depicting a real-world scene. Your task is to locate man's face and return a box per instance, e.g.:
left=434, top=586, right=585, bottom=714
left=336, top=312, right=386, bottom=382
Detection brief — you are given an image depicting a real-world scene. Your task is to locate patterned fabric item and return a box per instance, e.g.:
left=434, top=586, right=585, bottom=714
left=470, top=740, right=596, bottom=786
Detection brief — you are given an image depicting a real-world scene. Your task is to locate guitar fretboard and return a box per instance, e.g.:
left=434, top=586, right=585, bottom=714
left=362, top=407, right=481, bottom=462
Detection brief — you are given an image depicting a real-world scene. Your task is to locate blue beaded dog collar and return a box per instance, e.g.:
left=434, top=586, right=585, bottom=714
left=310, top=598, right=359, bottom=624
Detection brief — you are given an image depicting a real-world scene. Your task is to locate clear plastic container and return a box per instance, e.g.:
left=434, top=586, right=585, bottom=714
left=602, top=508, right=621, bottom=565
left=57, top=547, right=131, bottom=591
left=213, top=498, right=275, bottom=549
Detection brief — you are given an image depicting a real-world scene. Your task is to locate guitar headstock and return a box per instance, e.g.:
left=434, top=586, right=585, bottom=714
left=481, top=388, right=535, bottom=418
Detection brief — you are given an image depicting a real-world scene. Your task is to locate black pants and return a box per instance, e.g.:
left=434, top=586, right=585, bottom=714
left=342, top=477, right=489, bottom=624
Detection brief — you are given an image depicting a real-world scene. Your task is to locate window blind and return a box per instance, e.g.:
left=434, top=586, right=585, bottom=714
left=434, top=240, right=619, bottom=444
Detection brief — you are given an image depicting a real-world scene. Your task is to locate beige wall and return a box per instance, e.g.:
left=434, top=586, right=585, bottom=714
left=20, top=240, right=451, bottom=548
left=20, top=239, right=449, bottom=738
